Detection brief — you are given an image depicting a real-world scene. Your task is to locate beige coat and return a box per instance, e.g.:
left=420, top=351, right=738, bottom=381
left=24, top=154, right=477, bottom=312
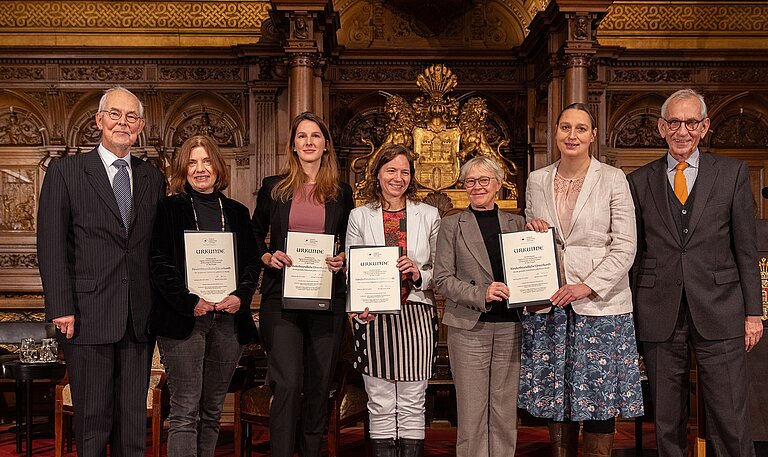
left=526, top=157, right=636, bottom=316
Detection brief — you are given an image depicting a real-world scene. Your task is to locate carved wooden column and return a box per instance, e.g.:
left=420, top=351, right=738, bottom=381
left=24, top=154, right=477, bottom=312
left=270, top=1, right=337, bottom=119
left=562, top=13, right=597, bottom=105
left=288, top=51, right=318, bottom=117
left=249, top=87, right=279, bottom=209
left=564, top=53, right=591, bottom=105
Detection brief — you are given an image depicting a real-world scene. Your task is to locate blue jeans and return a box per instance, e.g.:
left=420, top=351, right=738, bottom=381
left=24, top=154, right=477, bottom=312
left=157, top=312, right=243, bottom=457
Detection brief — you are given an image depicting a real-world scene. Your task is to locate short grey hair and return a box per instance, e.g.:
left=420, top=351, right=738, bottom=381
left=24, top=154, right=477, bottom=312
left=98, top=86, right=145, bottom=118
left=459, top=156, right=504, bottom=183
left=661, top=89, right=707, bottom=120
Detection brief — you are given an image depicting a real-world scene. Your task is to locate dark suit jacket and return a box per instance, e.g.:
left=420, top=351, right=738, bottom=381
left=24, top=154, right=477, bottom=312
left=37, top=148, right=166, bottom=344
left=628, top=152, right=761, bottom=342
left=149, top=192, right=260, bottom=344
left=251, top=175, right=354, bottom=309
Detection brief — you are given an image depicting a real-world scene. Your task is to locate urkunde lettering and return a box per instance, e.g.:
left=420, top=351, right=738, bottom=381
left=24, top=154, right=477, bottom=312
left=196, top=249, right=225, bottom=254
left=296, top=247, right=324, bottom=254
left=513, top=246, right=543, bottom=253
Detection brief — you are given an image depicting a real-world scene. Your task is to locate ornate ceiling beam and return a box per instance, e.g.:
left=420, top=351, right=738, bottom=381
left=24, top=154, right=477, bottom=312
left=0, top=1, right=272, bottom=49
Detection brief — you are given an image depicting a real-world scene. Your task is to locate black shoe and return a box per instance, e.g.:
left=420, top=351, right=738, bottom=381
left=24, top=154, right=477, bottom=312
left=398, top=438, right=424, bottom=457
left=371, top=438, right=398, bottom=457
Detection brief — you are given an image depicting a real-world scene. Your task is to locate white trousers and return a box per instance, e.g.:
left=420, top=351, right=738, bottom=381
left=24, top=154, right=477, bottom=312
left=363, top=374, right=428, bottom=439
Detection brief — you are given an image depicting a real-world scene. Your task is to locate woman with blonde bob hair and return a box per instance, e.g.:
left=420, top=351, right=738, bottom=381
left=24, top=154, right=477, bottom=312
left=150, top=134, right=259, bottom=457
left=434, top=155, right=526, bottom=457
left=251, top=112, right=354, bottom=457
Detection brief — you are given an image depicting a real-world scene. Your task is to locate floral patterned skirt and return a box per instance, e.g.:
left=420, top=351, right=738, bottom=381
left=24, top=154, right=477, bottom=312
left=518, top=306, right=644, bottom=421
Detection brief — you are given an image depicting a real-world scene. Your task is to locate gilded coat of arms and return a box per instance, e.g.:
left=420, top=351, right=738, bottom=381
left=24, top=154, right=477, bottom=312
left=353, top=64, right=518, bottom=210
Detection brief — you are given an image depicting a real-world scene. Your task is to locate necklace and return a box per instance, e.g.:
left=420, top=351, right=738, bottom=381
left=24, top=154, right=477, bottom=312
left=189, top=193, right=226, bottom=231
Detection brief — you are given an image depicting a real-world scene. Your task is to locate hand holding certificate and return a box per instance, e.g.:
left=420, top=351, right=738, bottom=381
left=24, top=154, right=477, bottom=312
left=500, top=228, right=562, bottom=308
left=282, top=232, right=336, bottom=310
left=184, top=231, right=237, bottom=303
left=347, top=246, right=402, bottom=314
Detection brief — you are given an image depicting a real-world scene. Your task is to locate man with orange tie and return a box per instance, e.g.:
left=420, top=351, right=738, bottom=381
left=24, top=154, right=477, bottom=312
left=628, top=89, right=763, bottom=457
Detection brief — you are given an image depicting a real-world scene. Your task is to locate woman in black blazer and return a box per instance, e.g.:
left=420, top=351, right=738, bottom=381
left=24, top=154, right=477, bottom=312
left=150, top=135, right=259, bottom=457
left=252, top=112, right=354, bottom=457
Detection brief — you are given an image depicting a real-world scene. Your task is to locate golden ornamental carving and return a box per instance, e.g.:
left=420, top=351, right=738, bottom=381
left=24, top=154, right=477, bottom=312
left=0, top=1, right=271, bottom=30
left=601, top=3, right=768, bottom=33
left=352, top=64, right=517, bottom=210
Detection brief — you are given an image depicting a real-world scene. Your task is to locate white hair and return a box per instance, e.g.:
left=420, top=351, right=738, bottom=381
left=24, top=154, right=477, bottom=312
left=98, top=86, right=144, bottom=118
left=661, top=89, right=707, bottom=119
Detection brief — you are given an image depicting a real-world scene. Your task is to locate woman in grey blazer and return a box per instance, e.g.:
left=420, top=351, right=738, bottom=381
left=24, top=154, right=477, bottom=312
left=346, top=143, right=441, bottom=457
left=520, top=104, right=643, bottom=457
left=434, top=156, right=526, bottom=457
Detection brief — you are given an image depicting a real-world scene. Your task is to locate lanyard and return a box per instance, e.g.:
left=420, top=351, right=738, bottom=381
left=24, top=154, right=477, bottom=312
left=189, top=194, right=226, bottom=231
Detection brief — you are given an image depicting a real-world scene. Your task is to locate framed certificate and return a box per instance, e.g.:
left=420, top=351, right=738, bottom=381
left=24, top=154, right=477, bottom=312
left=282, top=232, right=336, bottom=310
left=184, top=231, right=237, bottom=303
left=500, top=228, right=562, bottom=308
left=347, top=245, right=402, bottom=314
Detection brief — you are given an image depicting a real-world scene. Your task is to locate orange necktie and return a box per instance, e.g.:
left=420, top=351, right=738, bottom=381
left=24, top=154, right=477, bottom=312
left=674, top=161, right=689, bottom=204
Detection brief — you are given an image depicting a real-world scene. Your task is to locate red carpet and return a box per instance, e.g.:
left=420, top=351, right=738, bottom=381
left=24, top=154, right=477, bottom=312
left=0, top=420, right=660, bottom=456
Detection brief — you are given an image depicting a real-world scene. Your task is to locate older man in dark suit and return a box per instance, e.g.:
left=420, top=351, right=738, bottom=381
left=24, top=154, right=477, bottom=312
left=629, top=89, right=763, bottom=457
left=37, top=86, right=166, bottom=457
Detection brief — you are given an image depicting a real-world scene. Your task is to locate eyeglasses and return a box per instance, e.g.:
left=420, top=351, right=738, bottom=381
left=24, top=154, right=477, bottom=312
left=463, top=176, right=494, bottom=188
left=663, top=118, right=703, bottom=132
left=100, top=110, right=142, bottom=124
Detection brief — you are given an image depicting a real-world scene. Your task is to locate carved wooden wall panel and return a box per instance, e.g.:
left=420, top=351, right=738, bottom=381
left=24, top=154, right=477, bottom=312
left=0, top=57, right=284, bottom=305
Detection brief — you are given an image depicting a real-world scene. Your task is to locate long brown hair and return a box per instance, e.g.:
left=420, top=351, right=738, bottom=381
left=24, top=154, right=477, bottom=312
left=271, top=112, right=340, bottom=204
left=359, top=143, right=420, bottom=208
left=169, top=135, right=229, bottom=194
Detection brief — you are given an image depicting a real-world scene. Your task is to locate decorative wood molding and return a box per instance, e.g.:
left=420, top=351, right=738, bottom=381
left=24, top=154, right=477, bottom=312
left=598, top=1, right=768, bottom=49
left=0, top=1, right=271, bottom=47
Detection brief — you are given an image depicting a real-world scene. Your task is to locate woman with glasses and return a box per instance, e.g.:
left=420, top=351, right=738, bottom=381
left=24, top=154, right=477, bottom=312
left=346, top=143, right=441, bottom=457
left=149, top=135, right=260, bottom=457
left=518, top=103, right=643, bottom=457
left=434, top=156, right=526, bottom=457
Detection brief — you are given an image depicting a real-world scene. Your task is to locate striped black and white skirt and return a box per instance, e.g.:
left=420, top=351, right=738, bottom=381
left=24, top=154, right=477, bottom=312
left=352, top=301, right=439, bottom=381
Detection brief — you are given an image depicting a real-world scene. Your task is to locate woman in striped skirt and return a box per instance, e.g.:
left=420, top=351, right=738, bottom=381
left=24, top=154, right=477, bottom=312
left=346, top=143, right=441, bottom=457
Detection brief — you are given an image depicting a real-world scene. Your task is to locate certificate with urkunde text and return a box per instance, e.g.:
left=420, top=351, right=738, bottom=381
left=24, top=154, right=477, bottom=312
left=184, top=231, right=237, bottom=303
left=347, top=246, right=402, bottom=314
left=500, top=228, right=562, bottom=308
left=282, top=232, right=336, bottom=310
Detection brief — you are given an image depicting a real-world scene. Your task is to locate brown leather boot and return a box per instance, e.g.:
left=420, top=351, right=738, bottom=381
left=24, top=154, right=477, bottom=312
left=582, top=431, right=615, bottom=457
left=548, top=422, right=579, bottom=457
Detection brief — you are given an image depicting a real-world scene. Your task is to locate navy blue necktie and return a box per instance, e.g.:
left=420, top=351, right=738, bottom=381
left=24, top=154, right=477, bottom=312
left=112, top=159, right=132, bottom=234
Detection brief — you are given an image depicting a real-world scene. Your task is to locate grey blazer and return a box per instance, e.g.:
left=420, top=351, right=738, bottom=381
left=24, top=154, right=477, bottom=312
left=434, top=207, right=525, bottom=330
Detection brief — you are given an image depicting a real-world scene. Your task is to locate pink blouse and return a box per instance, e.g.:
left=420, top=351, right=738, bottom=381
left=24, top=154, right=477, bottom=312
left=288, top=183, right=326, bottom=233
left=553, top=173, right=585, bottom=234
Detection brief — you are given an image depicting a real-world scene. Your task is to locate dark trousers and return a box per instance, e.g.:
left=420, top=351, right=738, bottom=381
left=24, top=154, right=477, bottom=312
left=259, top=305, right=346, bottom=457
left=61, top=331, right=151, bottom=457
left=158, top=313, right=243, bottom=457
left=643, top=302, right=754, bottom=457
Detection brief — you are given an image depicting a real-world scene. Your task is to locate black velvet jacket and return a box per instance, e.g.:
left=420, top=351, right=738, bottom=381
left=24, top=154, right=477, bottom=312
left=251, top=175, right=354, bottom=310
left=149, top=192, right=260, bottom=344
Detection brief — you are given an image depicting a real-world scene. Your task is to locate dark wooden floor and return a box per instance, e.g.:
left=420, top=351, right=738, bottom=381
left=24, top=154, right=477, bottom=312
left=0, top=420, right=661, bottom=456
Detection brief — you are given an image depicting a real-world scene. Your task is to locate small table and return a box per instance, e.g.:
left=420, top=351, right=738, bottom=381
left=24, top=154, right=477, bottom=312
left=2, top=360, right=66, bottom=457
